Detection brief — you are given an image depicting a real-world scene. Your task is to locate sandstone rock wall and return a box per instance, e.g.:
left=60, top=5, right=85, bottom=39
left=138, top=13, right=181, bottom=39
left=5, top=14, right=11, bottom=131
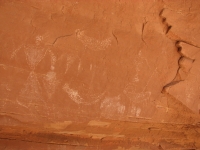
left=0, top=0, right=200, bottom=149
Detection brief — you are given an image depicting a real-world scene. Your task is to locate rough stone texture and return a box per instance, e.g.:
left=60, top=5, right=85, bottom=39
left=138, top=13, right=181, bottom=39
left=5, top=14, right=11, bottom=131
left=0, top=0, right=200, bottom=149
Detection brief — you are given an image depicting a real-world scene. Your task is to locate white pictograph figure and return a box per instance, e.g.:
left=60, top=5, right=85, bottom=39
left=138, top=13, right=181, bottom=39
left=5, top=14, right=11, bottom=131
left=63, top=57, right=106, bottom=105
left=24, top=46, right=47, bottom=70
left=17, top=35, right=47, bottom=107
left=65, top=55, right=75, bottom=74
left=75, top=29, right=112, bottom=51
left=63, top=83, right=83, bottom=104
left=100, top=95, right=125, bottom=118
left=18, top=72, right=44, bottom=106
left=43, top=49, right=58, bottom=99
left=62, top=29, right=111, bottom=105
left=123, top=83, right=151, bottom=118
left=124, top=49, right=151, bottom=103
left=63, top=83, right=105, bottom=105
left=133, top=50, right=149, bottom=82
left=43, top=71, right=58, bottom=99
left=49, top=50, right=56, bottom=71
left=24, top=35, right=47, bottom=70
left=123, top=83, right=151, bottom=103
left=131, top=106, right=141, bottom=117
left=11, top=45, right=23, bottom=59
left=123, top=49, right=152, bottom=117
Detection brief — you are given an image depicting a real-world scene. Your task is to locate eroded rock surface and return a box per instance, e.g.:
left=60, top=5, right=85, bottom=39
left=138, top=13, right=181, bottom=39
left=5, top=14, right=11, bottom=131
left=0, top=0, right=200, bottom=149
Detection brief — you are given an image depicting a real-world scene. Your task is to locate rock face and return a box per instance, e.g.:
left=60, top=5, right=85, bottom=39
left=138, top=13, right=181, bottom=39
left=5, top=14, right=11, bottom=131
left=0, top=0, right=200, bottom=149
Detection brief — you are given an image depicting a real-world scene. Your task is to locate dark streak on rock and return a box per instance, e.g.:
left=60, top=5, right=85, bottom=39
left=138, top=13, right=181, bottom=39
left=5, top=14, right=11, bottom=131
left=52, top=34, right=73, bottom=45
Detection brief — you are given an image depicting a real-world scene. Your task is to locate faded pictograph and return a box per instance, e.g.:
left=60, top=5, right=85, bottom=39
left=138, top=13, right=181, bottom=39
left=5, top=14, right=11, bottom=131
left=123, top=49, right=153, bottom=118
left=133, top=50, right=149, bottom=82
left=24, top=46, right=47, bottom=70
left=17, top=71, right=44, bottom=107
left=131, top=106, right=141, bottom=117
left=100, top=95, right=125, bottom=119
left=62, top=83, right=84, bottom=104
left=43, top=49, right=58, bottom=99
left=62, top=53, right=106, bottom=105
left=63, top=83, right=105, bottom=105
left=10, top=45, right=23, bottom=60
left=123, top=83, right=151, bottom=103
left=65, top=55, right=76, bottom=74
left=59, top=28, right=111, bottom=106
left=17, top=36, right=47, bottom=107
left=123, top=85, right=152, bottom=118
left=11, top=35, right=58, bottom=107
left=43, top=71, right=58, bottom=99
left=49, top=49, right=57, bottom=71
left=75, top=29, right=112, bottom=51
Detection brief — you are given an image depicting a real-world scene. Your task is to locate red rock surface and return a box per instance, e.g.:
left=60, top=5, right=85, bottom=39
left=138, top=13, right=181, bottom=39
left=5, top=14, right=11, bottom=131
left=0, top=0, right=200, bottom=149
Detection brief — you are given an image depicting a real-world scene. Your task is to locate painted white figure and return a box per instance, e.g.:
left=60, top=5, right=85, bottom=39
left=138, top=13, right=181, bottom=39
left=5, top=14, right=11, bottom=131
left=18, top=71, right=44, bottom=107
left=63, top=83, right=105, bottom=105
left=13, top=35, right=57, bottom=106
left=100, top=95, right=125, bottom=119
left=43, top=71, right=58, bottom=99
left=75, top=29, right=112, bottom=51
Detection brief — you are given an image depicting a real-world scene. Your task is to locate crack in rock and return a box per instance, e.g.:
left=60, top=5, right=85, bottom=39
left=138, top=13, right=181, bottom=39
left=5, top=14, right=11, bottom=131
left=52, top=34, right=73, bottom=45
left=141, top=17, right=148, bottom=46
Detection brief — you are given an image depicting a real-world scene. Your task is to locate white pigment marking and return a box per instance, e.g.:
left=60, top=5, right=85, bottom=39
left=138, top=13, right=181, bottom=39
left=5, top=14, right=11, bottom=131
left=65, top=55, right=75, bottom=74
left=43, top=71, right=58, bottom=99
left=77, top=61, right=81, bottom=72
left=49, top=50, right=56, bottom=71
left=63, top=83, right=83, bottom=104
left=75, top=29, right=112, bottom=51
left=100, top=95, right=125, bottom=118
left=63, top=83, right=105, bottom=105
left=18, top=71, right=44, bottom=107
left=136, top=108, right=141, bottom=117
left=24, top=47, right=47, bottom=70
